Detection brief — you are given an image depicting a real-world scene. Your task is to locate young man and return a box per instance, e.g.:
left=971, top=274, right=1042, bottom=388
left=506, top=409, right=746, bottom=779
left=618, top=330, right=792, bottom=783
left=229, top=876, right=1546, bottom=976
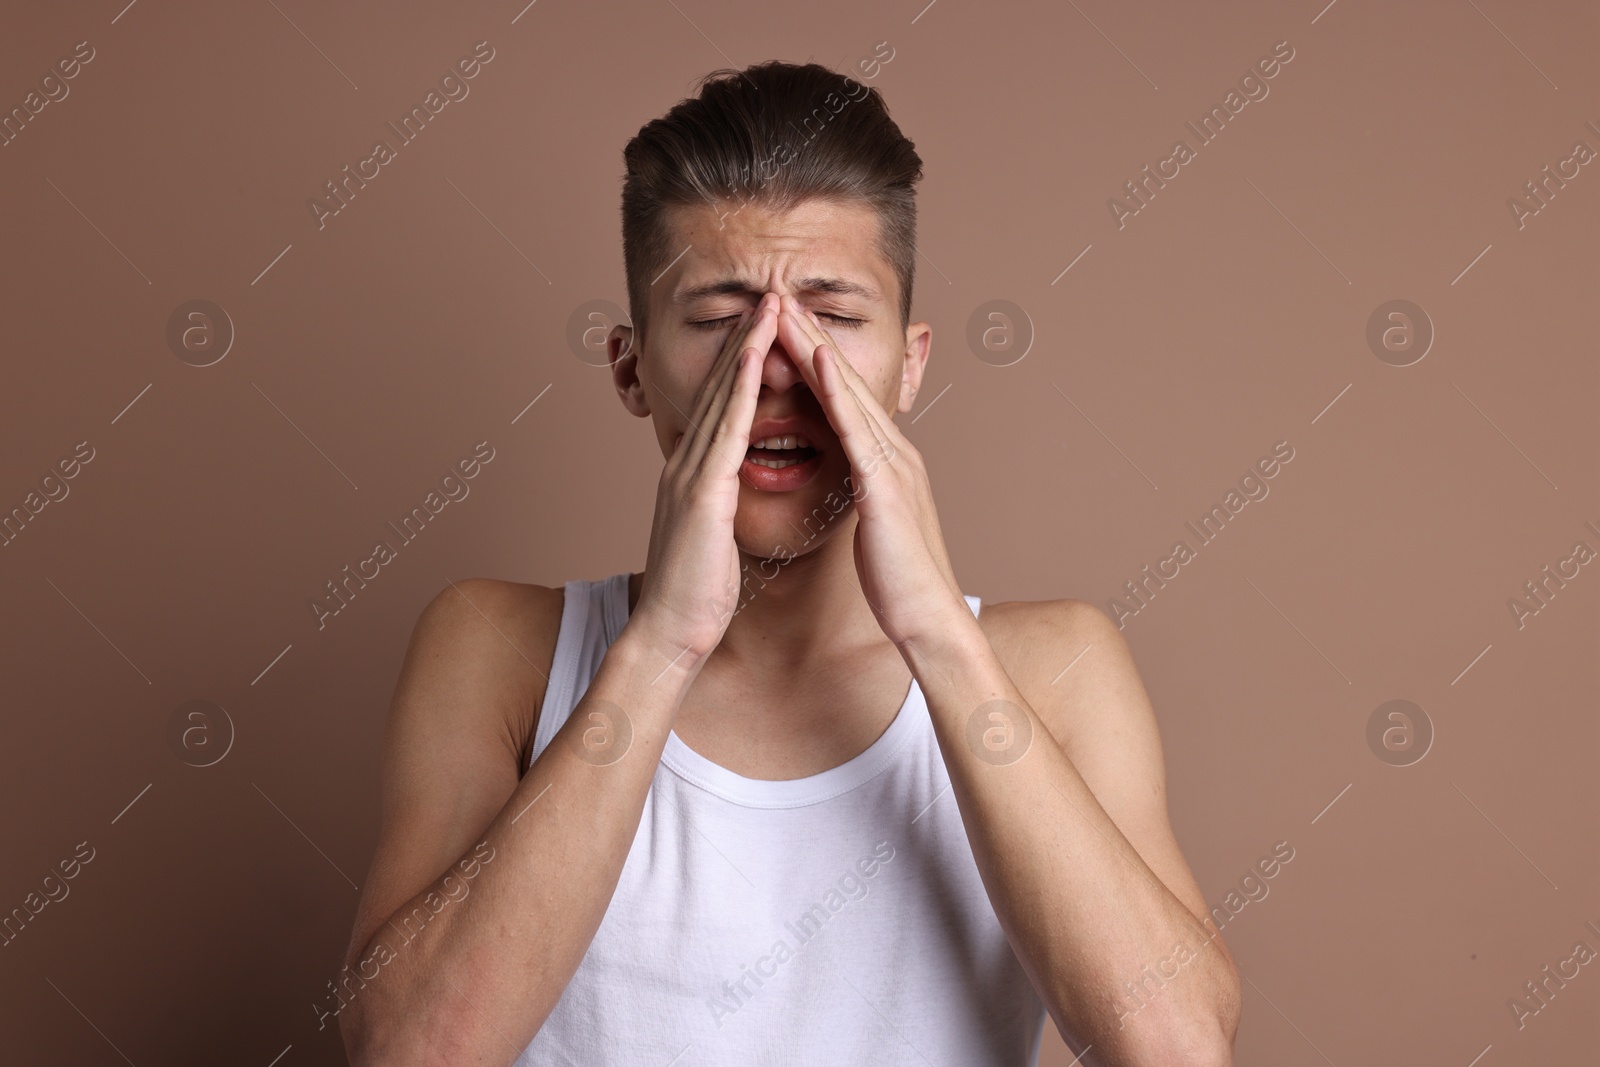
left=338, top=61, right=1240, bottom=1066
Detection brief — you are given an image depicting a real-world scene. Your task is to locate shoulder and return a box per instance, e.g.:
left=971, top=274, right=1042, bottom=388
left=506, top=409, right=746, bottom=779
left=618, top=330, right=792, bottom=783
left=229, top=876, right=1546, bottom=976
left=977, top=596, right=1222, bottom=943
left=976, top=596, right=1124, bottom=702
left=411, top=577, right=565, bottom=657
left=404, top=577, right=567, bottom=770
left=977, top=597, right=1160, bottom=777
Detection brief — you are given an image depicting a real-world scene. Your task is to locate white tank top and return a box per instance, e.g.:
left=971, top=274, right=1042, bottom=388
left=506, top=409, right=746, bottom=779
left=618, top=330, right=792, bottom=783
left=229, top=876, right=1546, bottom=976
left=514, top=572, right=1051, bottom=1065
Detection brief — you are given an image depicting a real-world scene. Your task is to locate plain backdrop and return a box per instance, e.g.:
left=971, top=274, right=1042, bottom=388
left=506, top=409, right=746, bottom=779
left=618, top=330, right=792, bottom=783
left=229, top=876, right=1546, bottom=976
left=1, top=1, right=1596, bottom=1064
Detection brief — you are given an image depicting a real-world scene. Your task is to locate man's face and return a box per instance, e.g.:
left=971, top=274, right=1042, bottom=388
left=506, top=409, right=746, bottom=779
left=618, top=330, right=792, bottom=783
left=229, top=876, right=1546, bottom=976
left=612, top=198, right=930, bottom=560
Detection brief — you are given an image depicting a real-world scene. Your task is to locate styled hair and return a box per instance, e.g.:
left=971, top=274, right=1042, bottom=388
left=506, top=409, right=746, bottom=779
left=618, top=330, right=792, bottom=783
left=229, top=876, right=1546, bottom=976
left=620, top=60, right=923, bottom=348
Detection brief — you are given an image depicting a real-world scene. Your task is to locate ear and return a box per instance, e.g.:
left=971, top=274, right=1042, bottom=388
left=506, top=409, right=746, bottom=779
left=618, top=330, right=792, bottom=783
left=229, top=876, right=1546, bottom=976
left=895, top=320, right=932, bottom=415
left=610, top=323, right=651, bottom=417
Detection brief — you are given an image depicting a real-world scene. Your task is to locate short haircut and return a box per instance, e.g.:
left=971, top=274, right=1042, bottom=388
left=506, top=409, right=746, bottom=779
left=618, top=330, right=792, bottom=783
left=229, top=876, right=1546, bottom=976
left=620, top=60, right=924, bottom=348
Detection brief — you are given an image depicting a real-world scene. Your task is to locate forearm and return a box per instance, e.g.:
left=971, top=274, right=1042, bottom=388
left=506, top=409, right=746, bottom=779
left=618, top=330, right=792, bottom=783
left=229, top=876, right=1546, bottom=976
left=344, top=623, right=697, bottom=1066
left=902, top=615, right=1237, bottom=1066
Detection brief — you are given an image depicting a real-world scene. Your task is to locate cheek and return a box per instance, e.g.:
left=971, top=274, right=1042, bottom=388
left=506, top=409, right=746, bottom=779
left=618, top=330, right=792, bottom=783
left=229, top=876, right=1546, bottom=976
left=646, top=352, right=710, bottom=413
left=828, top=331, right=895, bottom=392
left=640, top=368, right=693, bottom=452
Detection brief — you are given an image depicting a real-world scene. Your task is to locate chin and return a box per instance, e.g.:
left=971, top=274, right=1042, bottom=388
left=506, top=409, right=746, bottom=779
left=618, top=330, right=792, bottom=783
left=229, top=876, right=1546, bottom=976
left=733, top=467, right=855, bottom=561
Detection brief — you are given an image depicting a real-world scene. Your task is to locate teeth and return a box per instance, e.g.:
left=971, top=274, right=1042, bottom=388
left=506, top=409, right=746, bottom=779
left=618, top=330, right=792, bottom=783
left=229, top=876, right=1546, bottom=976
left=748, top=455, right=810, bottom=469
left=750, top=434, right=812, bottom=450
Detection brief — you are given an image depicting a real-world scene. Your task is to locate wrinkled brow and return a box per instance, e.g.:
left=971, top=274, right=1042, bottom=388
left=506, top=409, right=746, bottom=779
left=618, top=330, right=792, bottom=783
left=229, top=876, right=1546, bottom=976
left=671, top=276, right=882, bottom=305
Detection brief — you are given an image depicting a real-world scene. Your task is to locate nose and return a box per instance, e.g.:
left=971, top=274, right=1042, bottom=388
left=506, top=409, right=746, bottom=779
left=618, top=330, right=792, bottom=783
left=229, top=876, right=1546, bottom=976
left=752, top=295, right=810, bottom=394
left=755, top=335, right=807, bottom=394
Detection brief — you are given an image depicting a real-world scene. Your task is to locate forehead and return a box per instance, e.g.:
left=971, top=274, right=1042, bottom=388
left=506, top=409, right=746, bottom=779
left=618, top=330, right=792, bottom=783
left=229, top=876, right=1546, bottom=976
left=659, top=199, right=894, bottom=308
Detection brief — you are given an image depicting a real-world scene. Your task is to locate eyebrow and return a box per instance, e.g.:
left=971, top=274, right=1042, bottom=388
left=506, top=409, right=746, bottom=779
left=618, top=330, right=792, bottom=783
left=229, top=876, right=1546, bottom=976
left=670, top=276, right=883, bottom=307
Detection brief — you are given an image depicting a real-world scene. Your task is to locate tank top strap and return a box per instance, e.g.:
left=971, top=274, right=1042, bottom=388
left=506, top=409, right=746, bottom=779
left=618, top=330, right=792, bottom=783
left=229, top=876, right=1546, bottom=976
left=530, top=573, right=629, bottom=765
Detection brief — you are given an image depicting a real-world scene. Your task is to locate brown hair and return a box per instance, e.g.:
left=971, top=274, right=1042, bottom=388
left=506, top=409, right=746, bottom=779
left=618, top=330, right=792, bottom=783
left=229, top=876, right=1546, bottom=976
left=620, top=60, right=923, bottom=349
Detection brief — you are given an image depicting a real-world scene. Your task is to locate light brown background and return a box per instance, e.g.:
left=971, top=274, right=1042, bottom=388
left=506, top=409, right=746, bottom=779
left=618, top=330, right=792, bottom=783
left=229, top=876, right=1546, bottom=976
left=2, top=0, right=1596, bottom=1064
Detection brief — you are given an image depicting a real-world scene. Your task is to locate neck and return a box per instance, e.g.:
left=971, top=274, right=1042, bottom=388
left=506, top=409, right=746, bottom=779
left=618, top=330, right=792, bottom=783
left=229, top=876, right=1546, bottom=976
left=631, top=512, right=890, bottom=672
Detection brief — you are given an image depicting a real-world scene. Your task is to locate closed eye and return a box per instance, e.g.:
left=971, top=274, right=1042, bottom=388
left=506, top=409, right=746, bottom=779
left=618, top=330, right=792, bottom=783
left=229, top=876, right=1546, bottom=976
left=689, top=312, right=867, bottom=330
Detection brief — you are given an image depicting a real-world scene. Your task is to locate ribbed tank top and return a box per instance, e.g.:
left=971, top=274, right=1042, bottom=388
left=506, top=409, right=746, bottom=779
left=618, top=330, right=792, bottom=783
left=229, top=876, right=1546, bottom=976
left=514, top=572, right=1050, bottom=1065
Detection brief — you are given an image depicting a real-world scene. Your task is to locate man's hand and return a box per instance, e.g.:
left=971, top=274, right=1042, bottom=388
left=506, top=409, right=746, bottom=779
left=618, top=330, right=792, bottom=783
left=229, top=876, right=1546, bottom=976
left=630, top=295, right=777, bottom=667
left=773, top=293, right=969, bottom=653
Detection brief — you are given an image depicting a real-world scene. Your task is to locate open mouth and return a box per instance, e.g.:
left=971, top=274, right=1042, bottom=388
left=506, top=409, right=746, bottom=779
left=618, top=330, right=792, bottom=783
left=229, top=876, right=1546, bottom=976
left=745, top=435, right=819, bottom=469
left=741, top=434, right=823, bottom=490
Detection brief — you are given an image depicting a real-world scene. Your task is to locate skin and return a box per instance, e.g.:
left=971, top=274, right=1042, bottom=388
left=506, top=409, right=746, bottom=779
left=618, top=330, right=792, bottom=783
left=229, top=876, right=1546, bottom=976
left=606, top=198, right=940, bottom=776
left=336, top=197, right=1241, bottom=1067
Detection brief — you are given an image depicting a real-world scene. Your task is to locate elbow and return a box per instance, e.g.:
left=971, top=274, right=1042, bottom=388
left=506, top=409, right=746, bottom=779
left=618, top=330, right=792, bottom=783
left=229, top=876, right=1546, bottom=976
left=1178, top=1029, right=1237, bottom=1067
left=339, top=1004, right=395, bottom=1067
left=1175, top=974, right=1242, bottom=1067
left=341, top=999, right=503, bottom=1067
left=339, top=1004, right=429, bottom=1067
left=1130, top=1024, right=1235, bottom=1067
left=1174, top=964, right=1242, bottom=1067
left=1123, top=979, right=1240, bottom=1067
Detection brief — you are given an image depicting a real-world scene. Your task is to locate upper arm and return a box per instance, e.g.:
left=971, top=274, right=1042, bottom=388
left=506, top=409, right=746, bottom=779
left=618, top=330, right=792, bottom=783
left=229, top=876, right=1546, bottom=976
left=1008, top=599, right=1221, bottom=940
left=341, top=578, right=563, bottom=972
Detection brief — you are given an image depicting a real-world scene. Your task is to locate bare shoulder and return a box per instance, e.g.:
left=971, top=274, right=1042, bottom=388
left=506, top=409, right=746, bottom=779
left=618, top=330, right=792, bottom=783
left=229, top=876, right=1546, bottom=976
left=976, top=597, right=1144, bottom=759
left=342, top=578, right=565, bottom=977
left=977, top=596, right=1175, bottom=830
left=977, top=596, right=1217, bottom=928
left=405, top=577, right=566, bottom=773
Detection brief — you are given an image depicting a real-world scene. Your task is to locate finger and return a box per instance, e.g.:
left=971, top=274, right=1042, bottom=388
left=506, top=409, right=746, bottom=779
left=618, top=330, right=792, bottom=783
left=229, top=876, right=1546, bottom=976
left=677, top=308, right=755, bottom=449
left=800, top=307, right=904, bottom=448
left=782, top=299, right=886, bottom=434
left=796, top=308, right=916, bottom=490
left=694, top=300, right=777, bottom=463
left=704, top=337, right=766, bottom=480
left=679, top=300, right=778, bottom=471
left=669, top=298, right=772, bottom=462
left=774, top=296, right=890, bottom=474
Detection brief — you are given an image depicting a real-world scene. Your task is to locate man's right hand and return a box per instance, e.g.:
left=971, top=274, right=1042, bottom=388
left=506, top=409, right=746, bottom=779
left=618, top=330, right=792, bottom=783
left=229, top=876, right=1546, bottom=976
left=629, top=293, right=778, bottom=670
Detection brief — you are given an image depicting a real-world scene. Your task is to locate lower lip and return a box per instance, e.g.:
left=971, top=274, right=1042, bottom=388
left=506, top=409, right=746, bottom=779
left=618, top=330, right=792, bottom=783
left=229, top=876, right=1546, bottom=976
left=740, top=452, right=823, bottom=492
